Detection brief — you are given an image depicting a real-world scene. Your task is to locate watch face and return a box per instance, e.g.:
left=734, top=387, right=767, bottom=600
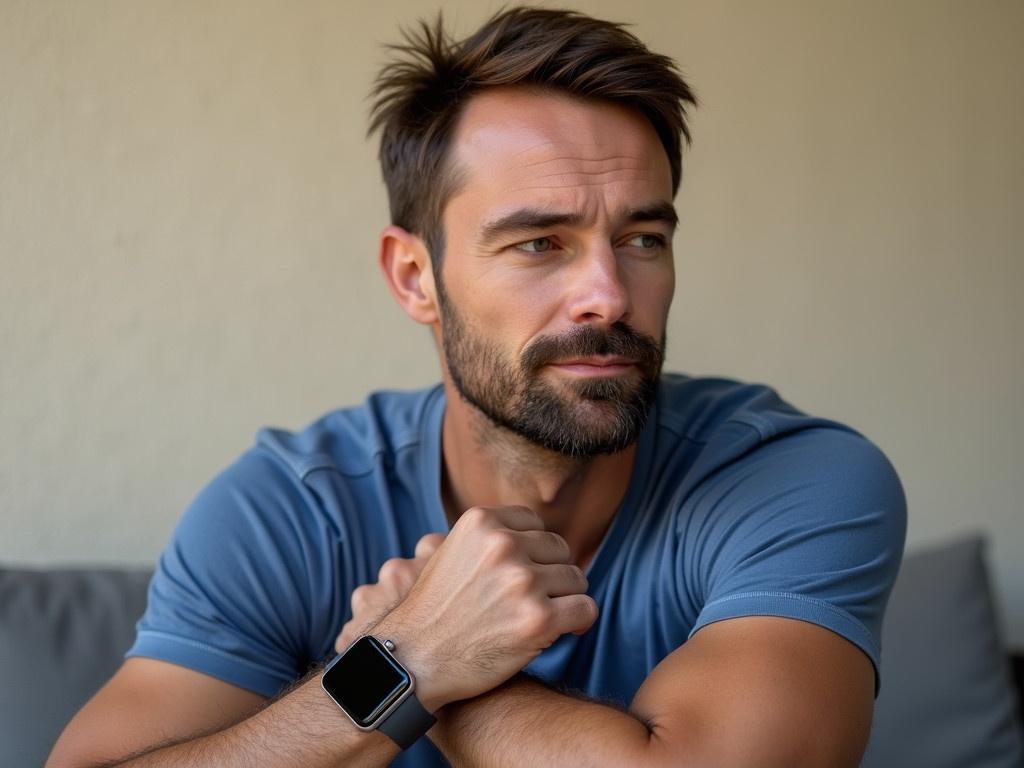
left=322, top=636, right=412, bottom=728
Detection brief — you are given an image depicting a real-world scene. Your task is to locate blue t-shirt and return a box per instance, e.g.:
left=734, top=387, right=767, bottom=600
left=128, top=374, right=906, bottom=765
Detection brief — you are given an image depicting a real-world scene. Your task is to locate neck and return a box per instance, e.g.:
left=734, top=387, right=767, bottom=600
left=439, top=382, right=638, bottom=570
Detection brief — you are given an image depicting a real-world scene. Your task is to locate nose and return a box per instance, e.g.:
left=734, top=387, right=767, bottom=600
left=566, top=243, right=631, bottom=327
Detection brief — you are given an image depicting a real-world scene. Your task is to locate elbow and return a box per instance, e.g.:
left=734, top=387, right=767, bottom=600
left=46, top=744, right=91, bottom=768
left=46, top=729, right=114, bottom=768
left=45, top=749, right=82, bottom=768
left=632, top=718, right=710, bottom=768
left=45, top=732, right=76, bottom=768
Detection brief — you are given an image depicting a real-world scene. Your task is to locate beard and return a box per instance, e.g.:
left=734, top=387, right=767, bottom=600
left=436, top=282, right=665, bottom=459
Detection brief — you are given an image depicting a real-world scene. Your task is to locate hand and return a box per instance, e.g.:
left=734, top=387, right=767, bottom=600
left=372, top=506, right=598, bottom=712
left=334, top=533, right=446, bottom=653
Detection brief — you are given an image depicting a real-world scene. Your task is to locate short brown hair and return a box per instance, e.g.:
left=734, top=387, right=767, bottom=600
left=368, top=7, right=698, bottom=266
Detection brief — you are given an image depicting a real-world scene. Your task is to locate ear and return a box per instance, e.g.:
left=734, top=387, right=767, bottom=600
left=378, top=225, right=439, bottom=325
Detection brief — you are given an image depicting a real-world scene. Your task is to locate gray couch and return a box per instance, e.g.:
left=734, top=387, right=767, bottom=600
left=3, top=535, right=1022, bottom=767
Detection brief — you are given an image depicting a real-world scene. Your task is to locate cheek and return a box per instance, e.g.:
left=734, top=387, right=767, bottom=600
left=469, top=269, right=563, bottom=338
left=629, top=261, right=675, bottom=322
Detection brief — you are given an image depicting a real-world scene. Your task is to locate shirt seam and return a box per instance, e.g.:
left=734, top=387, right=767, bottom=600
left=131, top=630, right=295, bottom=680
left=275, top=437, right=424, bottom=483
left=701, top=590, right=876, bottom=646
left=727, top=412, right=776, bottom=441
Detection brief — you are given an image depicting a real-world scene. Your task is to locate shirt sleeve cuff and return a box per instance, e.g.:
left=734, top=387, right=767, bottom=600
left=126, top=630, right=297, bottom=698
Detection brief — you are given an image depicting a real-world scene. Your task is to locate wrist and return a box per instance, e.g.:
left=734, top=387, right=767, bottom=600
left=320, top=630, right=439, bottom=750
left=370, top=611, right=448, bottom=713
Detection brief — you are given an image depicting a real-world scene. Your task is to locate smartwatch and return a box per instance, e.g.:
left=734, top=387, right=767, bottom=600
left=321, top=635, right=437, bottom=749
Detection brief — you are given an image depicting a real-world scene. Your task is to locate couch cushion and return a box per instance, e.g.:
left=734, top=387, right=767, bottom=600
left=0, top=566, right=151, bottom=767
left=861, top=535, right=1024, bottom=767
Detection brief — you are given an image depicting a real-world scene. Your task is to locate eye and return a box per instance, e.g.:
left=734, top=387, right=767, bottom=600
left=515, top=237, right=556, bottom=254
left=623, top=233, right=666, bottom=249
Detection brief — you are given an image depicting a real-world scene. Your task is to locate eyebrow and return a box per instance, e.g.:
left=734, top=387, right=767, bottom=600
left=479, top=209, right=585, bottom=244
left=478, top=201, right=679, bottom=245
left=626, top=201, right=679, bottom=229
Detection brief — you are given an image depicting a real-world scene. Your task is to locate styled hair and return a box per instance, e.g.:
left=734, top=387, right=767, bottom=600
left=368, top=7, right=698, bottom=267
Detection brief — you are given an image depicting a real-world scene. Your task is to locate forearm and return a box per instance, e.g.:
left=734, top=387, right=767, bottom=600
left=96, top=672, right=398, bottom=768
left=430, top=675, right=676, bottom=768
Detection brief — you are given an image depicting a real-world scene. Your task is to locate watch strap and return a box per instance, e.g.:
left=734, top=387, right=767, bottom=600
left=378, top=691, right=437, bottom=749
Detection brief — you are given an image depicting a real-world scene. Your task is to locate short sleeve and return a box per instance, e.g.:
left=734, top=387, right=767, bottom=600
left=127, top=448, right=333, bottom=697
left=683, top=426, right=907, bottom=694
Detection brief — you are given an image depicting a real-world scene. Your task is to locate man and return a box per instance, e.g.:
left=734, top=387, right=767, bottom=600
left=49, top=7, right=905, bottom=767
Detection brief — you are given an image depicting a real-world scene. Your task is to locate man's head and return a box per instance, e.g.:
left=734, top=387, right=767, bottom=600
left=369, top=7, right=696, bottom=269
left=370, top=8, right=697, bottom=459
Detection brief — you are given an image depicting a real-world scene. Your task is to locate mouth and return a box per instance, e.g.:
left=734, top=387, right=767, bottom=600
left=546, top=356, right=638, bottom=377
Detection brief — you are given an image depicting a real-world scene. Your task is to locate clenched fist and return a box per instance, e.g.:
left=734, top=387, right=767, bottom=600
left=368, top=506, right=598, bottom=712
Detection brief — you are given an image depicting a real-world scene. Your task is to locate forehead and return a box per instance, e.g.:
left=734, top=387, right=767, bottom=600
left=445, top=87, right=673, bottom=221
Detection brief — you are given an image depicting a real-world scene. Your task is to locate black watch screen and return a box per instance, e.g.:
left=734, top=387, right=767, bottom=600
left=322, top=636, right=412, bottom=728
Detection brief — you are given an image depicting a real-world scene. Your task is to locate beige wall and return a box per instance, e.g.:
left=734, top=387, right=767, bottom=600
left=2, top=0, right=1022, bottom=645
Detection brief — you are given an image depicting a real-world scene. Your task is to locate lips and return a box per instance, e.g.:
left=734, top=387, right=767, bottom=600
left=553, top=356, right=636, bottom=367
left=546, top=357, right=638, bottom=377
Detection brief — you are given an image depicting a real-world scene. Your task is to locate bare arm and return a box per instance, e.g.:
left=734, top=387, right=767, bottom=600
left=46, top=658, right=401, bottom=768
left=429, top=616, right=874, bottom=768
left=50, top=506, right=594, bottom=767
left=337, top=531, right=874, bottom=766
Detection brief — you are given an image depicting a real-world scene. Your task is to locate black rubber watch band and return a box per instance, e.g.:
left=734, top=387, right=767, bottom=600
left=377, top=691, right=437, bottom=749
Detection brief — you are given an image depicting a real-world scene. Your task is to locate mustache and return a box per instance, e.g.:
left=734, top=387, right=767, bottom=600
left=521, top=323, right=664, bottom=372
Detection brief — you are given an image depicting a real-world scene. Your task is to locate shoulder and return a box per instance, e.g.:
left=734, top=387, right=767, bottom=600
left=252, top=384, right=444, bottom=479
left=176, top=383, right=446, bottom=562
left=130, top=387, right=445, bottom=694
left=653, top=373, right=897, bottom=495
left=655, top=372, right=833, bottom=443
left=655, top=376, right=906, bottom=687
left=655, top=372, right=907, bottom=604
left=164, top=383, right=446, bottom=593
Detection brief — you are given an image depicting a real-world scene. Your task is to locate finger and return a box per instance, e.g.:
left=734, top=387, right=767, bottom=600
left=535, top=563, right=589, bottom=597
left=414, top=532, right=446, bottom=559
left=377, top=559, right=418, bottom=593
left=490, top=505, right=545, bottom=532
left=459, top=505, right=544, bottom=533
left=350, top=585, right=372, bottom=615
left=335, top=624, right=355, bottom=653
left=548, top=594, right=599, bottom=638
left=516, top=530, right=572, bottom=565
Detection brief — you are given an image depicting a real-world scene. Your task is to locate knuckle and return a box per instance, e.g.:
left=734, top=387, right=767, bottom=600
left=378, top=558, right=408, bottom=583
left=416, top=532, right=444, bottom=554
left=460, top=506, right=491, bottom=528
left=548, top=532, right=571, bottom=560
left=483, top=529, right=519, bottom=560
left=506, top=564, right=538, bottom=594
left=510, top=504, right=540, bottom=523
left=350, top=585, right=369, bottom=610
left=522, top=506, right=546, bottom=529
left=519, top=600, right=554, bottom=638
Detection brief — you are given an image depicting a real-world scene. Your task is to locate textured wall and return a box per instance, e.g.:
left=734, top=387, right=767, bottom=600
left=1, top=0, right=1022, bottom=645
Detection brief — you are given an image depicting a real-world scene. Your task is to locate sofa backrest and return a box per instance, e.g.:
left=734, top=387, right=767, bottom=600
left=861, top=535, right=1023, bottom=767
left=0, top=567, right=151, bottom=766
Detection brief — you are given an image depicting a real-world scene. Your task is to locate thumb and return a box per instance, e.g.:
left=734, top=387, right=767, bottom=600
left=414, top=532, right=447, bottom=559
